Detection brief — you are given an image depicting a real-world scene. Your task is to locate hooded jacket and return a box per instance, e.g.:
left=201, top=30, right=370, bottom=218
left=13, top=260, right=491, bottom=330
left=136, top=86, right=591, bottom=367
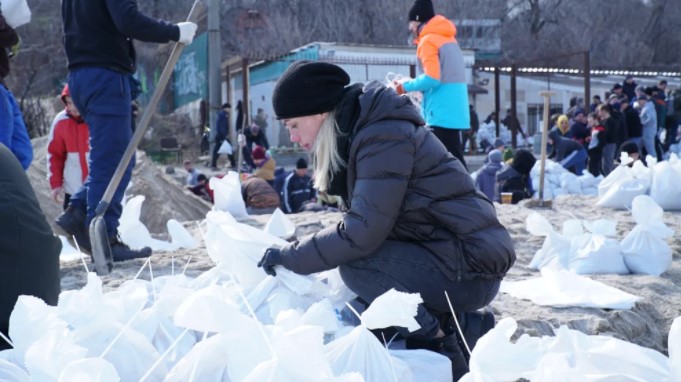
left=279, top=82, right=515, bottom=282
left=402, top=15, right=469, bottom=130
left=476, top=158, right=502, bottom=202
left=47, top=86, right=90, bottom=194
left=549, top=129, right=584, bottom=161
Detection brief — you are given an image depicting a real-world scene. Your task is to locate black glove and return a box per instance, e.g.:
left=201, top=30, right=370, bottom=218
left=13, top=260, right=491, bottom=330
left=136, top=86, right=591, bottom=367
left=258, top=247, right=282, bottom=276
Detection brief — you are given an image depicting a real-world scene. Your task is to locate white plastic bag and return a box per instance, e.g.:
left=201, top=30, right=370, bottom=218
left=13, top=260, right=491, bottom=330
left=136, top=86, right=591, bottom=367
left=568, top=219, right=628, bottom=275
left=168, top=219, right=199, bottom=249
left=596, top=177, right=649, bottom=209
left=58, top=358, right=120, bottom=382
left=119, top=195, right=175, bottom=251
left=210, top=172, right=249, bottom=218
left=264, top=208, right=296, bottom=239
left=526, top=213, right=580, bottom=270
left=670, top=316, right=681, bottom=382
left=218, top=140, right=233, bottom=155
left=649, top=161, right=681, bottom=210
left=597, top=164, right=633, bottom=197
left=0, top=359, right=29, bottom=382
left=0, top=0, right=31, bottom=28
left=621, top=195, right=674, bottom=276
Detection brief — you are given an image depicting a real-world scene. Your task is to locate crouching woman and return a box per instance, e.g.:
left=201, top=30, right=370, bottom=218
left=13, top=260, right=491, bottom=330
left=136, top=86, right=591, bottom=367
left=258, top=61, right=515, bottom=380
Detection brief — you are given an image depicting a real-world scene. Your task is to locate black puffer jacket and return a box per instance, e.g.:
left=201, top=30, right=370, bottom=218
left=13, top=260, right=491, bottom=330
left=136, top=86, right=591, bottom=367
left=279, top=82, right=515, bottom=281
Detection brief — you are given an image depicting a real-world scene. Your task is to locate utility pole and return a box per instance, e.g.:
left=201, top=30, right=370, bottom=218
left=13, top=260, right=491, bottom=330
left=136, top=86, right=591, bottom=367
left=208, top=0, right=221, bottom=162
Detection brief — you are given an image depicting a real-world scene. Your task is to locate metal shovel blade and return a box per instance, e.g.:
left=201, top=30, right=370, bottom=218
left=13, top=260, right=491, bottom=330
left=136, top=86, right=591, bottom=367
left=89, top=215, right=113, bottom=275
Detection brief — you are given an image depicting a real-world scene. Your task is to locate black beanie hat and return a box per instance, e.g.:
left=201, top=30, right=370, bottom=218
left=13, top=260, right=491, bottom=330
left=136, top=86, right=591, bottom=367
left=272, top=61, right=350, bottom=120
left=408, top=0, right=435, bottom=22
left=296, top=157, right=308, bottom=169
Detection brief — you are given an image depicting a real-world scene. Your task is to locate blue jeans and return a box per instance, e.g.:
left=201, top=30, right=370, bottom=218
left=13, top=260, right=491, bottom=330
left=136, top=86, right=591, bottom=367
left=560, top=148, right=588, bottom=175
left=0, top=84, right=33, bottom=169
left=339, top=240, right=500, bottom=339
left=67, top=67, right=135, bottom=237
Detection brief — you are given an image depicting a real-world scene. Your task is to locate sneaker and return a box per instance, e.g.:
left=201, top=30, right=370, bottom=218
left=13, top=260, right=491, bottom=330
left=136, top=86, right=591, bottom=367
left=110, top=235, right=152, bottom=262
left=54, top=206, right=91, bottom=253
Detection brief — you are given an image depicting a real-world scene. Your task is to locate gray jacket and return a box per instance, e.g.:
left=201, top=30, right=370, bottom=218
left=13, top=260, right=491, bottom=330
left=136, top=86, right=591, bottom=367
left=279, top=82, right=515, bottom=281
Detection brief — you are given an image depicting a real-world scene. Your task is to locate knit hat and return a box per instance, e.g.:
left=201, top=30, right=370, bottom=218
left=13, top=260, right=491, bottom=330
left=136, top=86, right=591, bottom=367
left=296, top=157, right=308, bottom=169
left=511, top=150, right=537, bottom=175
left=488, top=149, right=502, bottom=164
left=620, top=141, right=640, bottom=155
left=252, top=145, right=266, bottom=160
left=493, top=138, right=505, bottom=149
left=272, top=61, right=350, bottom=120
left=408, top=0, right=435, bottom=22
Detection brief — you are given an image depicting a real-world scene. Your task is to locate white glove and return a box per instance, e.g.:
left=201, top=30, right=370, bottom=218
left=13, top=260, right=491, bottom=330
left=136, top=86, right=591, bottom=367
left=177, top=22, right=197, bottom=44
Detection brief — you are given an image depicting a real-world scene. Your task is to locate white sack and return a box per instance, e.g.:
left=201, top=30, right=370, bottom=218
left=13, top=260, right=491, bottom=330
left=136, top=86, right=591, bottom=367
left=210, top=172, right=249, bottom=218
left=621, top=195, right=674, bottom=276
left=649, top=160, right=681, bottom=210
left=1, top=0, right=31, bottom=28
left=264, top=208, right=296, bottom=239
left=58, top=358, right=120, bottom=382
left=500, top=267, right=640, bottom=309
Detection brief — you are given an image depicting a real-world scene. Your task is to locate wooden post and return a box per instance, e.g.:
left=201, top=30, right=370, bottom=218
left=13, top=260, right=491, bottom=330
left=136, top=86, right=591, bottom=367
left=539, top=90, right=556, bottom=206
left=511, top=64, right=518, bottom=148
left=494, top=67, right=501, bottom=138
left=584, top=51, right=591, bottom=107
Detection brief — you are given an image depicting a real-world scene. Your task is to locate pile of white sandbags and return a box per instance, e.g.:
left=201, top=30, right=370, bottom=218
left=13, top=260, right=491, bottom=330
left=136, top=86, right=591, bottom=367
left=476, top=122, right=529, bottom=150
left=0, top=210, right=452, bottom=382
left=530, top=160, right=602, bottom=200
left=598, top=153, right=681, bottom=210
left=526, top=195, right=674, bottom=277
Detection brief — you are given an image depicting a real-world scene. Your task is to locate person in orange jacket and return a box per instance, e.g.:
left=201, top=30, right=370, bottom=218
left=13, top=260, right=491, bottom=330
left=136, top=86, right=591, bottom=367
left=47, top=84, right=89, bottom=210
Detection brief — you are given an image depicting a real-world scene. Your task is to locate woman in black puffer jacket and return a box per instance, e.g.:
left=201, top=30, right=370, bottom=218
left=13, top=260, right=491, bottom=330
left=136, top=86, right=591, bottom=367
left=257, top=61, right=515, bottom=379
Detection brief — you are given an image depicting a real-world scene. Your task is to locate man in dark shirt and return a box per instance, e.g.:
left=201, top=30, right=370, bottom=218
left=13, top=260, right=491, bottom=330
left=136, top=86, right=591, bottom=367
left=211, top=103, right=235, bottom=169
left=242, top=124, right=270, bottom=169
left=598, top=104, right=618, bottom=175
left=621, top=97, right=642, bottom=143
left=281, top=158, right=316, bottom=214
left=57, top=0, right=197, bottom=262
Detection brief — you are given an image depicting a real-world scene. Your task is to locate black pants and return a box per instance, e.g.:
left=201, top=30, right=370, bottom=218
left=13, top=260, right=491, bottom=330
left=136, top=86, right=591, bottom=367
left=0, top=145, right=61, bottom=350
left=431, top=126, right=468, bottom=171
left=339, top=240, right=500, bottom=340
left=211, top=138, right=235, bottom=168
left=588, top=150, right=602, bottom=177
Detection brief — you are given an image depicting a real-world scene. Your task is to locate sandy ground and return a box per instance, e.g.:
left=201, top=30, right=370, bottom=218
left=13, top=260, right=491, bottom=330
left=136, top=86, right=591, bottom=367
left=29, top=135, right=679, bottom=356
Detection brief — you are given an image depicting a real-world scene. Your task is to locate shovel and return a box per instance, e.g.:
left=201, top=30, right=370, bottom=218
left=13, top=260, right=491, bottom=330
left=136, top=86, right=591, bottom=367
left=526, top=90, right=555, bottom=209
left=90, top=0, right=202, bottom=275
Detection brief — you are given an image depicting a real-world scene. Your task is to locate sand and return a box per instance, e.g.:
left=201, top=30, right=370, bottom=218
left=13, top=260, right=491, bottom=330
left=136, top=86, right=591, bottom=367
left=28, top=137, right=679, bottom=356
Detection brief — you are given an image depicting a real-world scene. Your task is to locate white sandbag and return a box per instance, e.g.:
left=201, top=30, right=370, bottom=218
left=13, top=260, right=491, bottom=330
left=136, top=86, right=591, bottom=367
left=568, top=234, right=628, bottom=275
left=119, top=195, right=175, bottom=251
left=530, top=353, right=585, bottom=382
left=670, top=316, right=681, bottom=382
left=526, top=213, right=581, bottom=270
left=500, top=267, right=640, bottom=309
left=210, top=171, right=249, bottom=218
left=467, top=317, right=671, bottom=381
left=167, top=219, right=198, bottom=250
left=73, top=322, right=167, bottom=382
left=621, top=195, right=674, bottom=276
left=0, top=359, right=29, bottom=382
left=649, top=161, right=681, bottom=210
left=9, top=296, right=69, bottom=364
left=568, top=219, right=628, bottom=275
left=390, top=349, right=453, bottom=382
left=1, top=0, right=31, bottom=28
left=264, top=208, right=296, bottom=239
left=173, top=284, right=255, bottom=333
left=164, top=334, right=232, bottom=382
left=360, top=289, right=422, bottom=332
left=25, top=330, right=88, bottom=381
left=58, top=358, right=120, bottom=382
left=597, top=164, right=633, bottom=197
left=596, top=178, right=649, bottom=209
left=217, top=140, right=233, bottom=155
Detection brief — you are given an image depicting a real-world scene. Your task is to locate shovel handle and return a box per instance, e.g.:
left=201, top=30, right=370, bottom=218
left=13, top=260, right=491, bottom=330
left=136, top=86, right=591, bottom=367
left=95, top=0, right=201, bottom=217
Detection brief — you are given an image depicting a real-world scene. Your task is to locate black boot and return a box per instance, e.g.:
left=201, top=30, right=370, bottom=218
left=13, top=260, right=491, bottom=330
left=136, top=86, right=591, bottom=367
left=406, top=335, right=469, bottom=381
left=110, top=235, right=152, bottom=262
left=441, top=310, right=495, bottom=363
left=55, top=205, right=91, bottom=253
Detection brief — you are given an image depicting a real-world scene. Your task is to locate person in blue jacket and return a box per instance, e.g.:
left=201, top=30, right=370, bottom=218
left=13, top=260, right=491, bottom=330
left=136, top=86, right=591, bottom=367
left=281, top=158, right=316, bottom=213
left=0, top=10, right=32, bottom=170
left=57, top=0, right=197, bottom=262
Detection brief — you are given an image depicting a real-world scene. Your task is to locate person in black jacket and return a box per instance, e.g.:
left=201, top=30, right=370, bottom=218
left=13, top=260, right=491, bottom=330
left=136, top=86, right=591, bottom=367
left=257, top=61, right=515, bottom=379
left=211, top=103, right=235, bottom=169
left=621, top=97, right=642, bottom=144
left=548, top=129, right=588, bottom=174
left=0, top=143, right=61, bottom=350
left=496, top=150, right=536, bottom=204
left=281, top=158, right=316, bottom=213
left=57, top=0, right=197, bottom=263
left=597, top=104, right=618, bottom=175
left=241, top=124, right=270, bottom=170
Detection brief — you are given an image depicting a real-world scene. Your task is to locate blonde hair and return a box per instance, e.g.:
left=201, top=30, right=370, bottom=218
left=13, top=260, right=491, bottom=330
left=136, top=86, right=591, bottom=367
left=557, top=114, right=569, bottom=134
left=311, top=110, right=346, bottom=191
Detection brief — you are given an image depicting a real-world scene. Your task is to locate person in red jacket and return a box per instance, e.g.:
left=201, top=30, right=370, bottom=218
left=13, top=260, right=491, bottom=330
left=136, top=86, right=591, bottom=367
left=47, top=85, right=89, bottom=210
